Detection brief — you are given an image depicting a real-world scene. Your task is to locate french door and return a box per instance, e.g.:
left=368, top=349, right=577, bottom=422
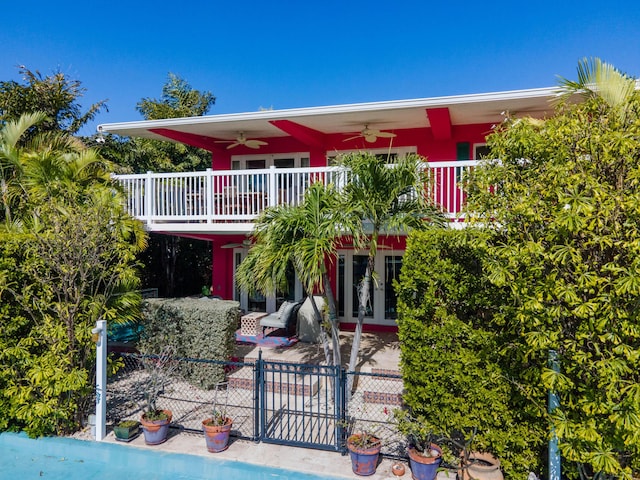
left=233, top=249, right=303, bottom=313
left=337, top=252, right=403, bottom=326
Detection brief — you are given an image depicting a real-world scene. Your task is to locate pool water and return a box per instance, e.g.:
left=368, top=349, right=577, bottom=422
left=0, top=432, right=340, bottom=480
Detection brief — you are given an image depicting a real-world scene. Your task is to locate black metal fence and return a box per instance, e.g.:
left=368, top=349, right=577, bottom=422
left=106, top=352, right=405, bottom=456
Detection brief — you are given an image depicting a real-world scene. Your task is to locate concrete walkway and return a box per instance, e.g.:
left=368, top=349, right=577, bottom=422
left=100, top=427, right=453, bottom=479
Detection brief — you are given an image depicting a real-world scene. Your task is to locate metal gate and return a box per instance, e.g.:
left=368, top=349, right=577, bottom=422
left=257, top=353, right=345, bottom=451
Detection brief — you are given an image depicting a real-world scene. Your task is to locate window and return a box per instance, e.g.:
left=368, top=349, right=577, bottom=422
left=231, top=153, right=310, bottom=170
left=474, top=144, right=491, bottom=160
left=327, top=147, right=417, bottom=166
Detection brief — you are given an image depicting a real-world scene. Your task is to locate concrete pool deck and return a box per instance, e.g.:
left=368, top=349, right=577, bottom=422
left=98, top=428, right=454, bottom=479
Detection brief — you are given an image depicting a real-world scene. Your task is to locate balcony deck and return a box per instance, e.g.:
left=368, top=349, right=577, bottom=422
left=112, top=161, right=477, bottom=235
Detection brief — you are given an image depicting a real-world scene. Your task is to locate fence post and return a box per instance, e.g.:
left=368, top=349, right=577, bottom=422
left=93, top=319, right=107, bottom=441
left=254, top=349, right=263, bottom=441
left=205, top=168, right=213, bottom=223
left=268, top=166, right=277, bottom=207
left=145, top=171, right=153, bottom=225
left=337, top=366, right=347, bottom=453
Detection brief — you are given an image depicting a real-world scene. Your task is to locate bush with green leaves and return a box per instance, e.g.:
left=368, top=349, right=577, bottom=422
left=139, top=298, right=240, bottom=389
left=0, top=113, right=146, bottom=437
left=396, top=228, right=545, bottom=477
left=466, top=58, right=640, bottom=478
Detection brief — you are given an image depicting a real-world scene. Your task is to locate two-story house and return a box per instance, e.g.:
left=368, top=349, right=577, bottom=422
left=99, top=86, right=556, bottom=331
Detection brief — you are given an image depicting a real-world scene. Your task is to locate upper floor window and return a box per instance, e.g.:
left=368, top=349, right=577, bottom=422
left=473, top=144, right=491, bottom=159
left=326, top=146, right=417, bottom=166
left=231, top=152, right=310, bottom=170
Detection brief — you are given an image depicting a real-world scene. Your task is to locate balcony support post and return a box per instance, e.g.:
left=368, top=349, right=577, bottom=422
left=268, top=166, right=277, bottom=208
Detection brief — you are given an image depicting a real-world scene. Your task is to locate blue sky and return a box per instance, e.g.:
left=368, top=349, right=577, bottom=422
left=2, top=1, right=640, bottom=135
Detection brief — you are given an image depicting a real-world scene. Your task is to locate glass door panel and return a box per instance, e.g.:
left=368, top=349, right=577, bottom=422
left=352, top=255, right=373, bottom=318
left=384, top=256, right=403, bottom=320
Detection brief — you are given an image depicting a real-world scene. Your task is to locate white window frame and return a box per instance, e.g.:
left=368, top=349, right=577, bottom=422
left=326, top=146, right=417, bottom=165
left=231, top=152, right=310, bottom=170
left=473, top=143, right=491, bottom=160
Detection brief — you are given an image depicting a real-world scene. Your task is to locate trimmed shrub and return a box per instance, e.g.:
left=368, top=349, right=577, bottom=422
left=396, top=228, right=545, bottom=477
left=139, top=297, right=240, bottom=389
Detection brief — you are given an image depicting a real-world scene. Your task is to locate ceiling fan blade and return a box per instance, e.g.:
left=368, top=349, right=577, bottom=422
left=343, top=135, right=361, bottom=142
left=214, top=140, right=233, bottom=143
left=226, top=143, right=240, bottom=149
left=376, top=131, right=396, bottom=138
left=364, top=134, right=378, bottom=143
left=221, top=242, right=243, bottom=249
left=244, top=139, right=268, bottom=149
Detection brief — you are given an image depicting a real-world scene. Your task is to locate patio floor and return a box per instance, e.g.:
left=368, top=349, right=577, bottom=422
left=234, top=330, right=402, bottom=373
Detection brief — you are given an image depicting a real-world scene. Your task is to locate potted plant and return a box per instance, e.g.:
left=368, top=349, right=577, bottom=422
left=407, top=441, right=443, bottom=480
left=202, top=382, right=233, bottom=453
left=138, top=345, right=178, bottom=445
left=458, top=451, right=503, bottom=480
left=346, top=430, right=382, bottom=476
left=113, top=419, right=140, bottom=442
left=396, top=413, right=444, bottom=480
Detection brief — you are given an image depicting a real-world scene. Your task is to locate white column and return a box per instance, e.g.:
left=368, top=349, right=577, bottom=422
left=93, top=319, right=107, bottom=441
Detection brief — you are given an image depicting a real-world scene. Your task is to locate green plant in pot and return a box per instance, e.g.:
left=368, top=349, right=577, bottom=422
left=138, top=345, right=179, bottom=445
left=396, top=413, right=446, bottom=480
left=202, top=382, right=233, bottom=453
left=343, top=415, right=383, bottom=478
left=113, top=419, right=140, bottom=442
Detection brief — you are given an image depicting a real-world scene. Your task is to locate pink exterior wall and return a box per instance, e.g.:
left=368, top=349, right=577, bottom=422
left=183, top=122, right=494, bottom=313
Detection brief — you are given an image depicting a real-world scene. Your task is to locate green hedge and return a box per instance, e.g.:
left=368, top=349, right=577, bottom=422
left=396, top=228, right=545, bottom=477
left=139, top=297, right=240, bottom=389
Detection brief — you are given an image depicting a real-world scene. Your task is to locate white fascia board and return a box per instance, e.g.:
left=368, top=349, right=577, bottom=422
left=98, top=86, right=557, bottom=134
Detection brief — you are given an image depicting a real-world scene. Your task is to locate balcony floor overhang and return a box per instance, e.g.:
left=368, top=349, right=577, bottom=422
left=145, top=222, right=255, bottom=236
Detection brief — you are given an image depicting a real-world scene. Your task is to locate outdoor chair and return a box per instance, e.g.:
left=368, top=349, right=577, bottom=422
left=260, top=299, right=303, bottom=337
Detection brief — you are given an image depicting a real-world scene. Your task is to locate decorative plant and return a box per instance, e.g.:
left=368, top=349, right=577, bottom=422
left=394, top=411, right=449, bottom=461
left=139, top=344, right=179, bottom=420
left=203, top=382, right=230, bottom=426
left=117, top=419, right=139, bottom=429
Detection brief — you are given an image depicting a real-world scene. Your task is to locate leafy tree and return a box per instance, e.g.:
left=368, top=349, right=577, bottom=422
left=101, top=73, right=215, bottom=296
left=338, top=152, right=445, bottom=381
left=0, top=66, right=107, bottom=135
left=466, top=58, right=640, bottom=479
left=0, top=113, right=146, bottom=435
left=396, top=228, right=545, bottom=477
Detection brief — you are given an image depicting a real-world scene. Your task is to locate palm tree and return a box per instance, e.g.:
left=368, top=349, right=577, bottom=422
left=0, top=112, right=47, bottom=223
left=338, top=152, right=446, bottom=381
left=559, top=57, right=637, bottom=112
left=235, top=182, right=362, bottom=366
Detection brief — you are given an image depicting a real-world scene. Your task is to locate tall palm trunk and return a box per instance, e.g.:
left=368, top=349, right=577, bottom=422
left=347, top=233, right=378, bottom=395
left=322, top=271, right=342, bottom=367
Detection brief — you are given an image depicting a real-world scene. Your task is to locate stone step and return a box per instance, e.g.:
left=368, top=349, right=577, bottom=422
left=228, top=365, right=319, bottom=398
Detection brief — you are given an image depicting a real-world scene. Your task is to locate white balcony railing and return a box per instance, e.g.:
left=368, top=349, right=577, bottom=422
left=112, top=161, right=478, bottom=228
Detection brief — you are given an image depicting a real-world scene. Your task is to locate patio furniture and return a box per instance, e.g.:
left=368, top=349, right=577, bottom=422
left=260, top=300, right=303, bottom=337
left=240, top=311, right=269, bottom=336
left=297, top=296, right=325, bottom=343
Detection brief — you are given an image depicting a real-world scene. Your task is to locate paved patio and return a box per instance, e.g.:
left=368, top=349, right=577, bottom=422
left=235, top=330, right=402, bottom=373
left=97, top=428, right=455, bottom=480
left=98, top=329, right=431, bottom=479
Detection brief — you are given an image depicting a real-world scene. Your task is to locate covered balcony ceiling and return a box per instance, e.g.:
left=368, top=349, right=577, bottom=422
left=99, top=86, right=561, bottom=143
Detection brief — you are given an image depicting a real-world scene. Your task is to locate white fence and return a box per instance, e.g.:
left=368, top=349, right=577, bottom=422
left=113, top=161, right=478, bottom=227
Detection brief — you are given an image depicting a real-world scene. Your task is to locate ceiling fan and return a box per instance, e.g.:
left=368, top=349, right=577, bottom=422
left=215, top=132, right=268, bottom=150
left=344, top=125, right=397, bottom=143
left=221, top=238, right=253, bottom=249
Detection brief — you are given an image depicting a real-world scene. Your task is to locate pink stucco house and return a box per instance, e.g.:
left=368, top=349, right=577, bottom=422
left=99, top=86, right=556, bottom=331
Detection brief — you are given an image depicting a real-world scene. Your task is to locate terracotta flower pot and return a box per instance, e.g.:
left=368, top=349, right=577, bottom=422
left=347, top=434, right=382, bottom=476
left=140, top=409, right=172, bottom=445
left=202, top=417, right=233, bottom=453
left=408, top=444, right=442, bottom=480
left=458, top=452, right=503, bottom=480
